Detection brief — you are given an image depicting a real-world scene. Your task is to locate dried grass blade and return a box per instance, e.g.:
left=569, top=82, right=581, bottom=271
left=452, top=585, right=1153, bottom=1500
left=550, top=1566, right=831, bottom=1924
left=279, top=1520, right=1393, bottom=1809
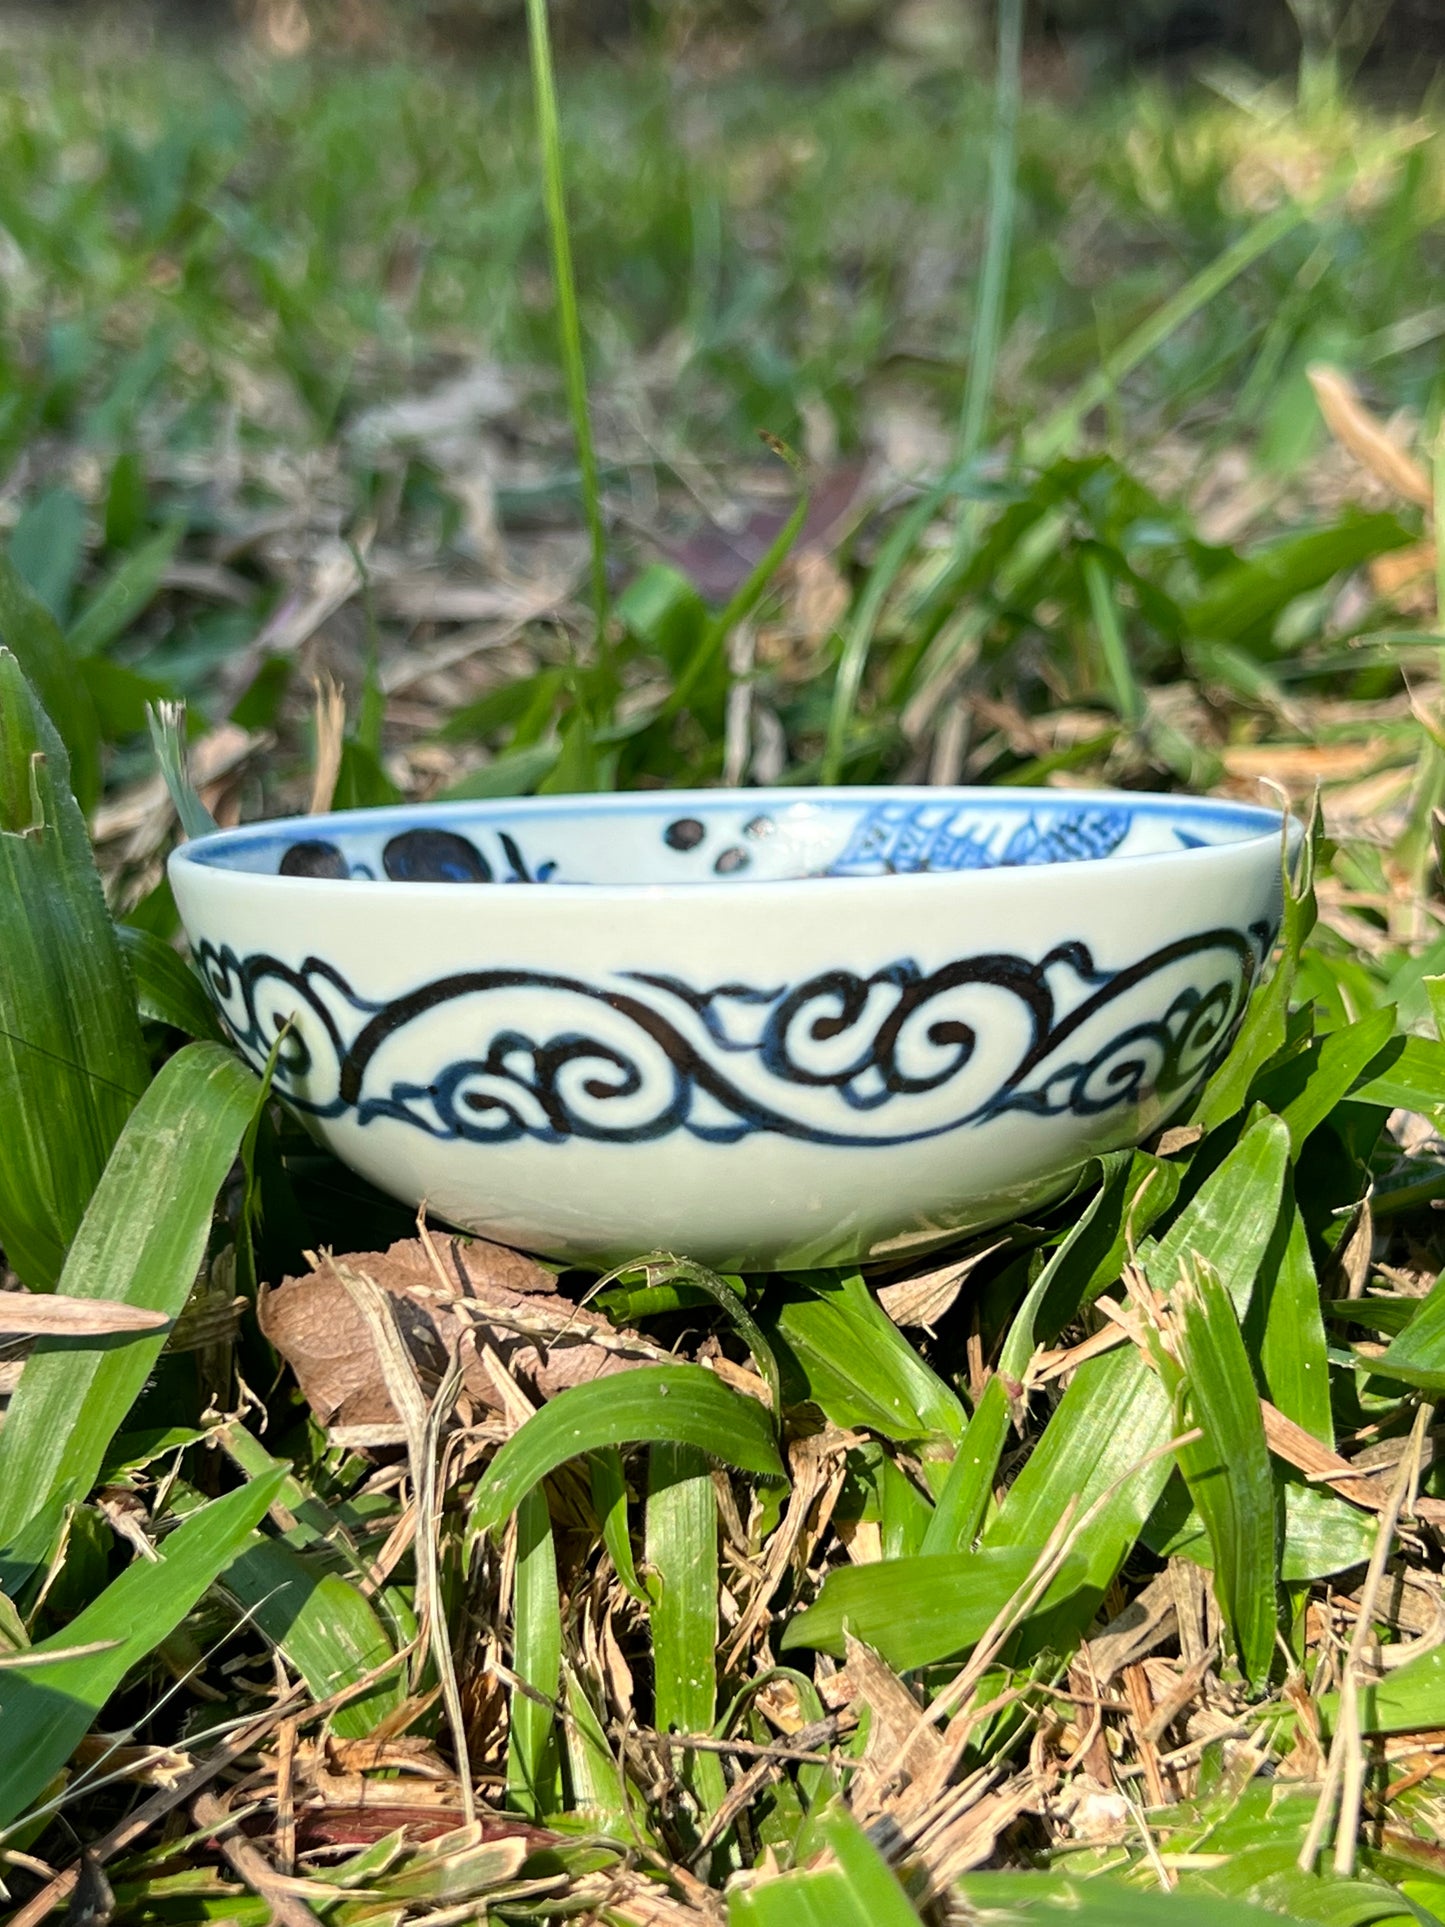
left=0, top=1293, right=167, bottom=1337
left=335, top=1263, right=473, bottom=1823
left=1308, top=363, right=1434, bottom=508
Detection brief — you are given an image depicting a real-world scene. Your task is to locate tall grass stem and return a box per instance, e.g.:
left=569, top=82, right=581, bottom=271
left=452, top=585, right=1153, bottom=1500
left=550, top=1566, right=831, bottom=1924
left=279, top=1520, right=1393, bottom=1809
left=1433, top=420, right=1445, bottom=634
left=957, top=0, right=1024, bottom=475
left=1082, top=550, right=1144, bottom=726
left=822, top=463, right=970, bottom=784
left=524, top=0, right=610, bottom=657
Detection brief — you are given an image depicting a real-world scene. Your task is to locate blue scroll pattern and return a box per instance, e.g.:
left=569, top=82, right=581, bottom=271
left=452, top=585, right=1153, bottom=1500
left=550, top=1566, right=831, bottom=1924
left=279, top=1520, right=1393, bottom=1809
left=196, top=920, right=1271, bottom=1151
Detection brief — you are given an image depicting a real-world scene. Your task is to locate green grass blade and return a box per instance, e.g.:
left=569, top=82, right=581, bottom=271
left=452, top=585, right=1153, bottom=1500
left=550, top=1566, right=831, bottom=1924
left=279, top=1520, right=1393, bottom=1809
left=116, top=923, right=225, bottom=1040
left=607, top=1256, right=780, bottom=1428
left=781, top=1545, right=1084, bottom=1670
left=665, top=465, right=809, bottom=724
left=196, top=1440, right=406, bottom=1743
left=730, top=1868, right=901, bottom=1927
left=729, top=1804, right=924, bottom=1925
left=1250, top=1202, right=1333, bottom=1443
left=562, top=1662, right=650, bottom=1844
left=222, top=1530, right=405, bottom=1741
left=0, top=558, right=101, bottom=814
left=1165, top=1261, right=1280, bottom=1688
left=1345, top=1033, right=1445, bottom=1122
left=0, top=1042, right=261, bottom=1550
left=1142, top=1115, right=1292, bottom=1314
left=815, top=1806, right=929, bottom=1925
left=872, top=1444, right=935, bottom=1557
left=980, top=1343, right=1173, bottom=1647
left=1354, top=1645, right=1445, bottom=1737
left=66, top=520, right=183, bottom=659
left=1181, top=512, right=1413, bottom=646
left=1259, top=1002, right=1398, bottom=1155
left=899, top=500, right=1072, bottom=730
left=997, top=1151, right=1176, bottom=1383
left=1376, top=1273, right=1445, bottom=1394
left=506, top=1484, right=563, bottom=1818
left=146, top=699, right=217, bottom=840
left=918, top=1374, right=1010, bottom=1555
left=0, top=647, right=149, bottom=1291
left=766, top=1269, right=967, bottom=1449
left=985, top=1117, right=1291, bottom=1642
left=11, top=489, right=85, bottom=623
left=0, top=1465, right=287, bottom=1832
left=646, top=1441, right=726, bottom=1818
left=1153, top=1481, right=1369, bottom=1585
left=523, top=0, right=607, bottom=650
left=1081, top=546, right=1145, bottom=725
left=589, top=1448, right=648, bottom=1604
left=466, top=1365, right=783, bottom=1545
left=821, top=462, right=967, bottom=786
left=1196, top=805, right=1318, bottom=1133
left=216, top=1426, right=409, bottom=1719
left=956, top=1873, right=1316, bottom=1925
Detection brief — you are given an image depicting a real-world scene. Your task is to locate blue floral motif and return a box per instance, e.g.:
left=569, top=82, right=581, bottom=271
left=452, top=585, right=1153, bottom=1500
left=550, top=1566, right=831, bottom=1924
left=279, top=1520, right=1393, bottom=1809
left=826, top=802, right=1131, bottom=876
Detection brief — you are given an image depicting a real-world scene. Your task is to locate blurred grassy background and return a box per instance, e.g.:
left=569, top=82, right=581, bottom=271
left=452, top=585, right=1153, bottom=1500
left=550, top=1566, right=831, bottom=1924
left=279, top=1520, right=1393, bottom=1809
left=0, top=0, right=1441, bottom=980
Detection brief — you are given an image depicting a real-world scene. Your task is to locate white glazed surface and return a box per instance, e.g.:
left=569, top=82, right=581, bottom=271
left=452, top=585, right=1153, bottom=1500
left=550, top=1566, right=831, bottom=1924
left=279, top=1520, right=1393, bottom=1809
left=169, top=787, right=1292, bottom=1269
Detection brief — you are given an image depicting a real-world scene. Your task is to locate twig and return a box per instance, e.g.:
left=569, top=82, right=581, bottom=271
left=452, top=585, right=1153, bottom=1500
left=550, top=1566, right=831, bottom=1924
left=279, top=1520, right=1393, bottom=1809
left=274, top=1717, right=298, bottom=1877
left=657, top=1725, right=853, bottom=1769
left=1122, top=1664, right=1169, bottom=1808
left=690, top=1718, right=846, bottom=1858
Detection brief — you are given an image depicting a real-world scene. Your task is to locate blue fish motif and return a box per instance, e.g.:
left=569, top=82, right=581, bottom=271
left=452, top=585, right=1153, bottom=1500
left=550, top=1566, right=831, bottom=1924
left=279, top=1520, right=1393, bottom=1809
left=827, top=803, right=1131, bottom=876
left=998, top=808, right=1131, bottom=867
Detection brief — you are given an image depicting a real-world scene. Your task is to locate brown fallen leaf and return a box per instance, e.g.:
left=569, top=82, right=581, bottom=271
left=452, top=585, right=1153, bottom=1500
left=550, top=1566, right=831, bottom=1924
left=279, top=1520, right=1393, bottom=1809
left=0, top=1292, right=169, bottom=1337
left=654, top=461, right=868, bottom=604
left=288, top=1804, right=560, bottom=1853
left=842, top=1631, right=947, bottom=1820
left=258, top=1235, right=666, bottom=1433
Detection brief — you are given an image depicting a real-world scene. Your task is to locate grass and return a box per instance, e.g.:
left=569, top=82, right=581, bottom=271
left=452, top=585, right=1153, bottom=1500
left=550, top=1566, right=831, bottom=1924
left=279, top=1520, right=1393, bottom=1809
left=0, top=8, right=1444, bottom=1922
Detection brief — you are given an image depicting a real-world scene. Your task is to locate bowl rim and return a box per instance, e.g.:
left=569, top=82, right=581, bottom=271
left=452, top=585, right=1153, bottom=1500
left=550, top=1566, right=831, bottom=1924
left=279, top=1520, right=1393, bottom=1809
left=169, top=784, right=1298, bottom=900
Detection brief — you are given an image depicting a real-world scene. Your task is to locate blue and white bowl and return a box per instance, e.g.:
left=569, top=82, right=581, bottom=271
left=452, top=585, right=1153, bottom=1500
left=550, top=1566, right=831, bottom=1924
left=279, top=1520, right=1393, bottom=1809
left=169, top=787, right=1292, bottom=1270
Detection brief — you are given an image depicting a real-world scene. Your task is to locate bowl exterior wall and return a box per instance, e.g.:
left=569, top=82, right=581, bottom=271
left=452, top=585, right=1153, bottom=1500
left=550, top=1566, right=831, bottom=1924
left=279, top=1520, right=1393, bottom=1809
left=171, top=841, right=1285, bottom=1268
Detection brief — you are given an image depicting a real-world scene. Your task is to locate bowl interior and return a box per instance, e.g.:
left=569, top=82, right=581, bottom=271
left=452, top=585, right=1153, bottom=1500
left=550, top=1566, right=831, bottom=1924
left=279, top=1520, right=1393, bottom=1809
left=183, top=789, right=1283, bottom=887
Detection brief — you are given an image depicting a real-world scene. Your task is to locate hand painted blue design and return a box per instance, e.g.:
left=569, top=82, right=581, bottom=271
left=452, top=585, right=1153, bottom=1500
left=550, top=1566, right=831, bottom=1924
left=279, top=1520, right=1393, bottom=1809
left=997, top=808, right=1132, bottom=866
left=825, top=802, right=1131, bottom=876
left=279, top=825, right=557, bottom=883
left=196, top=921, right=1272, bottom=1152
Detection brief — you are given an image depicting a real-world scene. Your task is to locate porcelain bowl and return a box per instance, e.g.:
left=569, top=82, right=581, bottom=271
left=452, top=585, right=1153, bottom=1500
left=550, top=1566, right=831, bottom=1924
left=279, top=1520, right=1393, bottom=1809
left=170, top=786, right=1291, bottom=1270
